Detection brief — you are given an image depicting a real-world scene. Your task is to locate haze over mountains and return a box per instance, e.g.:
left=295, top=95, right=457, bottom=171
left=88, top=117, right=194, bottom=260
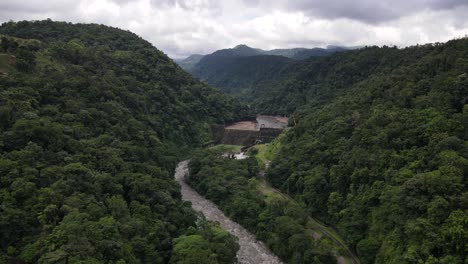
left=175, top=44, right=351, bottom=71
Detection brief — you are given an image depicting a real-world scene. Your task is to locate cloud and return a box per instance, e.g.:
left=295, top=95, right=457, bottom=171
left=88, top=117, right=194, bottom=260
left=275, top=0, right=468, bottom=24
left=0, top=0, right=78, bottom=13
left=0, top=0, right=467, bottom=58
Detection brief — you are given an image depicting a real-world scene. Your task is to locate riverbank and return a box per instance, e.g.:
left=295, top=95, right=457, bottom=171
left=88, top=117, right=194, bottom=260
left=174, top=161, right=283, bottom=264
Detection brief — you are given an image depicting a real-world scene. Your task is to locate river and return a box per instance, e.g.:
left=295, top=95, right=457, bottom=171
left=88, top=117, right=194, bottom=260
left=174, top=160, right=284, bottom=264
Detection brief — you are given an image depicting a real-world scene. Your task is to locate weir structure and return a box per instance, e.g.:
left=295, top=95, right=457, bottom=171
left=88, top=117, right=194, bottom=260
left=214, top=115, right=288, bottom=146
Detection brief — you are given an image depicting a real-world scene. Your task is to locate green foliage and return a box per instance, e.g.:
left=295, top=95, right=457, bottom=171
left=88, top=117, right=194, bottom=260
left=0, top=53, right=14, bottom=75
left=188, top=150, right=336, bottom=263
left=192, top=55, right=292, bottom=95
left=208, top=144, right=243, bottom=153
left=187, top=45, right=346, bottom=95
left=0, top=20, right=245, bottom=263
left=265, top=38, right=468, bottom=263
left=171, top=220, right=239, bottom=264
left=15, top=46, right=36, bottom=72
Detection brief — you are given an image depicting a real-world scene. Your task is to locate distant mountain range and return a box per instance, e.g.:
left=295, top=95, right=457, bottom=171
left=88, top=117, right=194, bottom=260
left=175, top=44, right=351, bottom=72
left=175, top=44, right=353, bottom=94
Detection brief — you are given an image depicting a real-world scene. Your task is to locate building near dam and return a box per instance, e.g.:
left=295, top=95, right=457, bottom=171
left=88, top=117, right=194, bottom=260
left=216, top=115, right=288, bottom=146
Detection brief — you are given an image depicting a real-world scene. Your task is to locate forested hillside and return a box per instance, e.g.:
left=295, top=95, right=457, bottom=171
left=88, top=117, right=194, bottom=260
left=264, top=38, right=468, bottom=263
left=186, top=44, right=347, bottom=94
left=0, top=20, right=244, bottom=263
left=174, top=54, right=204, bottom=72
left=187, top=149, right=339, bottom=264
left=192, top=55, right=292, bottom=94
left=1, top=18, right=467, bottom=264
left=249, top=40, right=468, bottom=115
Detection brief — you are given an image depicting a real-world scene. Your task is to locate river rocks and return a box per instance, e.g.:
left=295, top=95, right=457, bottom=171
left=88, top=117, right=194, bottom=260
left=175, top=161, right=283, bottom=264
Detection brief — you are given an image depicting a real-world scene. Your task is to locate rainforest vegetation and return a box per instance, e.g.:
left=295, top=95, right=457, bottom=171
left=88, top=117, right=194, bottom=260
left=261, top=39, right=468, bottom=263
left=185, top=44, right=347, bottom=95
left=187, top=149, right=337, bottom=264
left=0, top=20, right=244, bottom=263
left=0, top=18, right=467, bottom=264
left=187, top=38, right=468, bottom=263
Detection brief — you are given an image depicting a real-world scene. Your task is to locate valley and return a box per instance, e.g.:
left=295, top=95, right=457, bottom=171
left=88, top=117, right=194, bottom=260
left=179, top=137, right=360, bottom=264
left=174, top=160, right=283, bottom=264
left=178, top=36, right=468, bottom=264
left=0, top=18, right=466, bottom=264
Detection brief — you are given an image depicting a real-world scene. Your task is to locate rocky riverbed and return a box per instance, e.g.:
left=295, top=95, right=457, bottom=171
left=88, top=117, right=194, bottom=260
left=174, top=160, right=283, bottom=264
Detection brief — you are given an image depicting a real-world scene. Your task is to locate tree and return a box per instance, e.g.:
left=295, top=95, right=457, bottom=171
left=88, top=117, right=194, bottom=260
left=1, top=36, right=9, bottom=52
left=15, top=47, right=36, bottom=72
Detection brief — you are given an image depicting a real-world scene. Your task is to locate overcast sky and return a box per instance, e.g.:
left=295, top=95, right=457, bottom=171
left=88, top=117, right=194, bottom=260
left=1, top=0, right=468, bottom=58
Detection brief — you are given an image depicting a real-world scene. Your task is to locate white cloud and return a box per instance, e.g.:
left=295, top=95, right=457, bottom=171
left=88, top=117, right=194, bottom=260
left=0, top=0, right=467, bottom=58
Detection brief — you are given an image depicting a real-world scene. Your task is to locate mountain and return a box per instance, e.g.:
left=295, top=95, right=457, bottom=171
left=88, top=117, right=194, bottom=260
left=174, top=54, right=204, bottom=71
left=258, top=39, right=468, bottom=263
left=226, top=44, right=265, bottom=56
left=0, top=20, right=245, bottom=263
left=177, top=44, right=350, bottom=63
left=172, top=38, right=468, bottom=263
left=191, top=54, right=293, bottom=94
left=265, top=47, right=347, bottom=59
left=178, top=44, right=350, bottom=95
left=264, top=47, right=309, bottom=57
left=3, top=19, right=466, bottom=264
left=290, top=46, right=348, bottom=60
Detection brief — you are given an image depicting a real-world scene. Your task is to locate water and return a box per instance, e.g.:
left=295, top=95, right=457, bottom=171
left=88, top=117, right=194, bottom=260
left=234, top=152, right=249, bottom=159
left=174, top=161, right=284, bottom=264
left=222, top=152, right=249, bottom=159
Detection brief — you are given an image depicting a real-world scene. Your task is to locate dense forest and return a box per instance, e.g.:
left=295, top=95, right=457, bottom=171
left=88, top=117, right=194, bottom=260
left=187, top=149, right=337, bottom=264
left=0, top=20, right=245, bottom=263
left=184, top=37, right=468, bottom=263
left=191, top=55, right=292, bottom=95
left=183, top=44, right=347, bottom=94
left=262, top=38, right=468, bottom=263
left=1, top=18, right=467, bottom=264
left=249, top=40, right=467, bottom=116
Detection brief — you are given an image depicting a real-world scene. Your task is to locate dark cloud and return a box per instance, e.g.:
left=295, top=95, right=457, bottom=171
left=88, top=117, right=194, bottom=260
left=0, top=0, right=77, bottom=13
left=280, top=0, right=468, bottom=23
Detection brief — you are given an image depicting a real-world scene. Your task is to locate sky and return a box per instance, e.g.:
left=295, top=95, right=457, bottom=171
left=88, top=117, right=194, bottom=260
left=1, top=0, right=468, bottom=58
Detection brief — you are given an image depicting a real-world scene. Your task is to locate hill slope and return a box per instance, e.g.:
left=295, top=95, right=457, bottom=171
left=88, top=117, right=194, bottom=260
left=192, top=55, right=293, bottom=94
left=174, top=54, right=204, bottom=71
left=263, top=39, right=468, bottom=263
left=0, top=20, right=245, bottom=263
left=182, top=44, right=348, bottom=94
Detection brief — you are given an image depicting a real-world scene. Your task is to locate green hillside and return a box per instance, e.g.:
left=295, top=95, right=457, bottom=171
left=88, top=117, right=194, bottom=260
left=263, top=39, right=468, bottom=263
left=187, top=149, right=355, bottom=264
left=192, top=55, right=293, bottom=94
left=0, top=20, right=244, bottom=263
left=187, top=44, right=348, bottom=95
left=174, top=54, right=204, bottom=72
left=1, top=18, right=467, bottom=264
left=0, top=53, right=14, bottom=75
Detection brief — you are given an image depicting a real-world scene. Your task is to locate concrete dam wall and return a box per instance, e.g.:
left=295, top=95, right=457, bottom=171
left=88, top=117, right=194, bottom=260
left=216, top=115, right=288, bottom=146
left=221, top=129, right=261, bottom=146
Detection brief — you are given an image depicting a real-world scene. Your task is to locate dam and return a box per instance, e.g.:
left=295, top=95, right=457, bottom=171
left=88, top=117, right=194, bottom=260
left=217, top=115, right=288, bottom=146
